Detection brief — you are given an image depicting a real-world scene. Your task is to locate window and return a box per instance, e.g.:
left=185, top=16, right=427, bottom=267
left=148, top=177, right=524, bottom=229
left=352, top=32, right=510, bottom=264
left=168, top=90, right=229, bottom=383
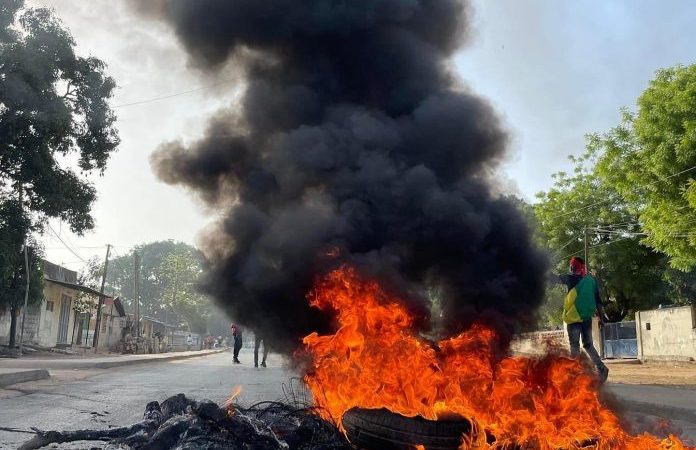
left=46, top=301, right=54, bottom=312
left=646, top=322, right=651, bottom=330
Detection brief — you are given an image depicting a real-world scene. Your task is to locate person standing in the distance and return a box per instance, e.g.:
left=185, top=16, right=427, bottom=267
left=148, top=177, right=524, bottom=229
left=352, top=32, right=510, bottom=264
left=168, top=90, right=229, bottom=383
left=254, top=333, right=269, bottom=368
left=231, top=324, right=243, bottom=364
left=559, top=256, right=609, bottom=383
left=186, top=334, right=193, bottom=351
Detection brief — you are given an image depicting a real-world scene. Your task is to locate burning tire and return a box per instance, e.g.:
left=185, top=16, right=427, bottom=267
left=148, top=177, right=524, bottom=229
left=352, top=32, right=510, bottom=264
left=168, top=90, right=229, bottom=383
left=342, top=408, right=471, bottom=450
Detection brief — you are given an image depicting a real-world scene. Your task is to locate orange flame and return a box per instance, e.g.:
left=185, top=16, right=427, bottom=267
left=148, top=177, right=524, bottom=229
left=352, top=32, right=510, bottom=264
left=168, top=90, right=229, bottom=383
left=223, top=385, right=243, bottom=410
left=302, top=267, right=693, bottom=450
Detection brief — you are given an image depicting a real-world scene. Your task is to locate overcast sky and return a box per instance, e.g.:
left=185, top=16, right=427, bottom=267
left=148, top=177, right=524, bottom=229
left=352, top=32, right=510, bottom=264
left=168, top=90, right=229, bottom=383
left=28, top=0, right=696, bottom=272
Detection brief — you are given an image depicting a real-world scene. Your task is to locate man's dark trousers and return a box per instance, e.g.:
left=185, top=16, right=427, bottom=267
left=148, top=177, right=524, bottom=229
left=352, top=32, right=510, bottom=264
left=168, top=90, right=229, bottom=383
left=567, top=319, right=607, bottom=371
left=233, top=337, right=242, bottom=360
left=254, top=335, right=269, bottom=366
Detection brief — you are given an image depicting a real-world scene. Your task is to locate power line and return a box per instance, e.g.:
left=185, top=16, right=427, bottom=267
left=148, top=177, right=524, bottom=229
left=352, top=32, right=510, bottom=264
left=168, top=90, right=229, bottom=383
left=552, top=235, right=580, bottom=254
left=547, top=163, right=696, bottom=220
left=548, top=198, right=613, bottom=221
left=556, top=224, right=696, bottom=261
left=44, top=245, right=113, bottom=250
left=597, top=221, right=640, bottom=229
left=561, top=235, right=633, bottom=261
left=582, top=216, right=696, bottom=239
left=113, top=76, right=237, bottom=108
left=589, top=226, right=696, bottom=239
left=46, top=223, right=86, bottom=263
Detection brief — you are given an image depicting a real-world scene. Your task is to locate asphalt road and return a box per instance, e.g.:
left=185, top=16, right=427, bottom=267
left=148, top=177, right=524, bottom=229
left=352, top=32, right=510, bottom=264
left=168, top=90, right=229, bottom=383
left=0, top=349, right=694, bottom=449
left=0, top=348, right=296, bottom=449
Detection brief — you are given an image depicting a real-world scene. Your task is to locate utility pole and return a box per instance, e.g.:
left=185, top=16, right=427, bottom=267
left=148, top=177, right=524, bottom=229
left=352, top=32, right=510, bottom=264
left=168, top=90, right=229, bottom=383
left=583, top=227, right=589, bottom=271
left=93, top=244, right=111, bottom=350
left=18, top=243, right=30, bottom=356
left=134, top=252, right=141, bottom=338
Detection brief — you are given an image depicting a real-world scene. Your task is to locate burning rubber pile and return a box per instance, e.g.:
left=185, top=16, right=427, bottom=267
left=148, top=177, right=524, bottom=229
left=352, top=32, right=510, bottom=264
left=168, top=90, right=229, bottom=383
left=303, top=267, right=693, bottom=450
left=19, top=393, right=351, bottom=450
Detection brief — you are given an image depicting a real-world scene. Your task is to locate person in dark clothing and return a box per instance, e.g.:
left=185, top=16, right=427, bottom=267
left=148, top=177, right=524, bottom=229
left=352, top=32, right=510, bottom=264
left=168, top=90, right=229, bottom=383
left=230, top=324, right=243, bottom=364
left=254, top=333, right=269, bottom=368
left=558, top=256, right=609, bottom=383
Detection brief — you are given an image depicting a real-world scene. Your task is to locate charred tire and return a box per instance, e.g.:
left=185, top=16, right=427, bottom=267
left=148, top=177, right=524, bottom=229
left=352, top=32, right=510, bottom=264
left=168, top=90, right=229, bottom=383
left=342, top=408, right=471, bottom=450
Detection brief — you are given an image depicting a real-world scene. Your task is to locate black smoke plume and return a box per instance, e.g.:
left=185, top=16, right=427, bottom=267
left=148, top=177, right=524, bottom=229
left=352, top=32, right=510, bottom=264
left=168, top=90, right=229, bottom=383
left=143, top=0, right=548, bottom=353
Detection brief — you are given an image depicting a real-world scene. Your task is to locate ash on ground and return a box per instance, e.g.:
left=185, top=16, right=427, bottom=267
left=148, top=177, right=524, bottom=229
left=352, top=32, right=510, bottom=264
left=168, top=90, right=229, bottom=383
left=19, top=393, right=352, bottom=450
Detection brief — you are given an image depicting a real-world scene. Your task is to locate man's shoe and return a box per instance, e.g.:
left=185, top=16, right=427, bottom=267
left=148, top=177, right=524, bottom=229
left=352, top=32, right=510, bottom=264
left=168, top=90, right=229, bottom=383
left=233, top=358, right=241, bottom=364
left=598, top=366, right=609, bottom=384
left=254, top=363, right=258, bottom=368
left=261, top=361, right=266, bottom=368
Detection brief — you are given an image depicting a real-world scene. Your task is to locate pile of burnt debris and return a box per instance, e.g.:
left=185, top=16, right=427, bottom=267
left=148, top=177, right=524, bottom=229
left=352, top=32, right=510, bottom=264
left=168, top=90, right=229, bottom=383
left=19, top=393, right=353, bottom=450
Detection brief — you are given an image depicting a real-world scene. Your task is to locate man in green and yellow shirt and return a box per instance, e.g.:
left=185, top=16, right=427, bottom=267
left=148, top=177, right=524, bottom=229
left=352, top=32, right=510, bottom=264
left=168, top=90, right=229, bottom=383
left=559, top=256, right=609, bottom=383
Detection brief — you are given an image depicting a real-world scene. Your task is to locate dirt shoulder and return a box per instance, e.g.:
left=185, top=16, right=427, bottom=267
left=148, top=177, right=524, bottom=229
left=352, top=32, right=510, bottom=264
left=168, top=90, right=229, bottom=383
left=607, top=360, right=696, bottom=388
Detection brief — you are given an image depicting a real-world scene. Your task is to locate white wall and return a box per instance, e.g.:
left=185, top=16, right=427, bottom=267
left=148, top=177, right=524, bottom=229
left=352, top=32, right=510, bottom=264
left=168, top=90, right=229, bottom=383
left=38, top=282, right=79, bottom=347
left=636, top=306, right=696, bottom=361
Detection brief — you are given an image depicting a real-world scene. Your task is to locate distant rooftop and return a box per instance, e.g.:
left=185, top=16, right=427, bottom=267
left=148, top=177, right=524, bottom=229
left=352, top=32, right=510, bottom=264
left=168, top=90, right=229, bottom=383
left=43, top=259, right=78, bottom=284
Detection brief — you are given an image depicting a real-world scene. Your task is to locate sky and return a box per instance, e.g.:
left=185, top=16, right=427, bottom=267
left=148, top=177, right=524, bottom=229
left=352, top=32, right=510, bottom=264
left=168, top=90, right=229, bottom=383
left=27, top=0, right=696, bottom=273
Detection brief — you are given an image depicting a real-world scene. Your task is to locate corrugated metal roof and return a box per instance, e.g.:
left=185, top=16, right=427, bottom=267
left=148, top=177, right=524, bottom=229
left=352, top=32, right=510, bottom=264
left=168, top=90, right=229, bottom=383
left=42, top=259, right=78, bottom=284
left=44, top=278, right=104, bottom=297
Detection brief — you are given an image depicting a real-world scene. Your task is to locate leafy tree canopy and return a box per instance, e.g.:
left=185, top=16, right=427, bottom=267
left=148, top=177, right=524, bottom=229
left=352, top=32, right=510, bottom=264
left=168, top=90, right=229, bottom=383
left=594, top=65, right=696, bottom=270
left=96, top=241, right=213, bottom=334
left=0, top=0, right=119, bottom=232
left=0, top=0, right=118, bottom=345
left=534, top=149, right=669, bottom=323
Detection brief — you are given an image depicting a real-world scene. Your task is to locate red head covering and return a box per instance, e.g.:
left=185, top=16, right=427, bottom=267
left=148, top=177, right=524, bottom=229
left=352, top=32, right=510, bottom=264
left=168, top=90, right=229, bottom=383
left=569, top=256, right=587, bottom=276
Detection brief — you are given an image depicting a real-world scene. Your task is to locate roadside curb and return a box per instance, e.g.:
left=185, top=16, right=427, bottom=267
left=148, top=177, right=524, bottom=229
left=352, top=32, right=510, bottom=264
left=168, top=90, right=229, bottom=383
left=92, top=349, right=226, bottom=369
left=0, top=349, right=227, bottom=371
left=0, top=369, right=50, bottom=388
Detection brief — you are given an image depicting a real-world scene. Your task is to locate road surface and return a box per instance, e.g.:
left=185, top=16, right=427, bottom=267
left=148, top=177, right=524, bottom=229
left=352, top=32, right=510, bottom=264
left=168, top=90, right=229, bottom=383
left=0, top=348, right=295, bottom=449
left=0, top=348, right=694, bottom=449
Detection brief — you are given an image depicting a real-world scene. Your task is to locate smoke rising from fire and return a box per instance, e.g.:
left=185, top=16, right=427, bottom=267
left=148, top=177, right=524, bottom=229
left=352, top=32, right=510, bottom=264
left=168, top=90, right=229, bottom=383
left=142, top=0, right=547, bottom=353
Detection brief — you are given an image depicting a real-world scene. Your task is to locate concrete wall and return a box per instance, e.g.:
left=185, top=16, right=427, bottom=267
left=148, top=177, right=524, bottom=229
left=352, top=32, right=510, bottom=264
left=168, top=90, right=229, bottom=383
left=98, top=313, right=126, bottom=351
left=38, top=282, right=79, bottom=347
left=511, top=317, right=602, bottom=357
left=0, top=304, right=41, bottom=346
left=0, top=283, right=81, bottom=348
left=636, top=306, right=696, bottom=361
left=171, top=331, right=202, bottom=351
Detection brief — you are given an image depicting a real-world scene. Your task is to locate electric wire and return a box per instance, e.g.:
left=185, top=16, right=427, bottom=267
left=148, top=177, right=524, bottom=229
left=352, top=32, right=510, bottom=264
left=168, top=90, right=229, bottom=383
left=561, top=235, right=634, bottom=261
left=547, top=163, right=696, bottom=220
left=46, top=223, right=86, bottom=263
left=113, top=76, right=237, bottom=108
left=552, top=235, right=580, bottom=255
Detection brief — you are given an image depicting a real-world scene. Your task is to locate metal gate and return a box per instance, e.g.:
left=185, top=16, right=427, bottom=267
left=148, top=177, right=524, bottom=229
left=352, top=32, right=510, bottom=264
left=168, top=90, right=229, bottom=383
left=57, top=294, right=72, bottom=344
left=602, top=321, right=637, bottom=359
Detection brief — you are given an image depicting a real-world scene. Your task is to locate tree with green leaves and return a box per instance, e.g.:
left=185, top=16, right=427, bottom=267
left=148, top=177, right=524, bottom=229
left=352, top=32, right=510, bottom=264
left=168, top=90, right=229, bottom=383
left=534, top=149, right=669, bottom=323
left=103, top=241, right=202, bottom=315
left=0, top=0, right=119, bottom=345
left=158, top=250, right=210, bottom=333
left=100, top=241, right=213, bottom=333
left=594, top=65, right=696, bottom=270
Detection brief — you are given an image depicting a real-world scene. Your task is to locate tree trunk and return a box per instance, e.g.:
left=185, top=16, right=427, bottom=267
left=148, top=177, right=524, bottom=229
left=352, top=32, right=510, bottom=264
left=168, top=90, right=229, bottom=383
left=9, top=306, right=19, bottom=348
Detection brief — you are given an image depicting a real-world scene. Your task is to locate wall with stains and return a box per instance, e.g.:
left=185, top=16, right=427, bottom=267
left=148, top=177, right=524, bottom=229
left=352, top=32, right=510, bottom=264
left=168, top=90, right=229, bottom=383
left=636, top=306, right=696, bottom=361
